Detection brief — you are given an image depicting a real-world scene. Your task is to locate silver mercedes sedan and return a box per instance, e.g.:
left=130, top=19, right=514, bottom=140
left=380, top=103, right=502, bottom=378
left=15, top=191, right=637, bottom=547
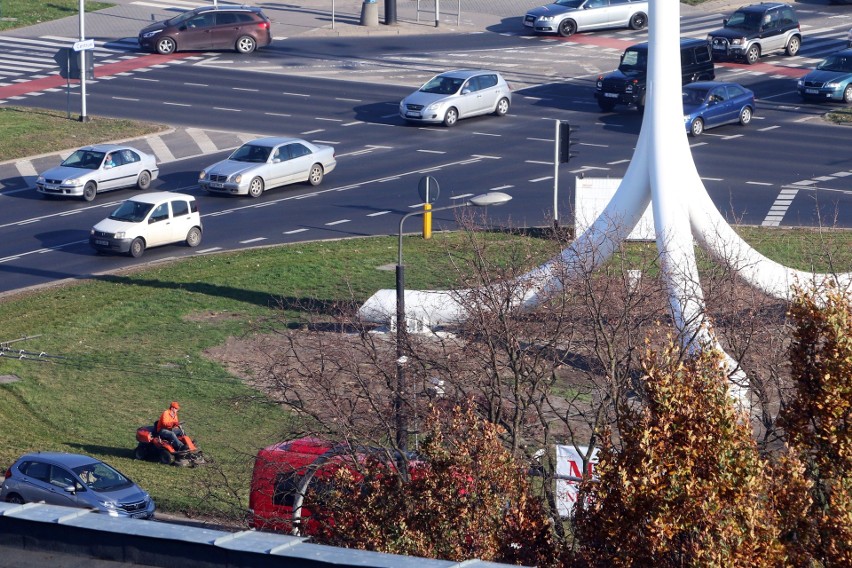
left=198, top=137, right=336, bottom=197
left=524, top=0, right=649, bottom=38
left=36, top=144, right=159, bottom=202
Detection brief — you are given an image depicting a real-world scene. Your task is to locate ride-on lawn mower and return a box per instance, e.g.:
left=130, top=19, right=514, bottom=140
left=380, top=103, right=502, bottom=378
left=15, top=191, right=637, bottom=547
left=135, top=424, right=205, bottom=466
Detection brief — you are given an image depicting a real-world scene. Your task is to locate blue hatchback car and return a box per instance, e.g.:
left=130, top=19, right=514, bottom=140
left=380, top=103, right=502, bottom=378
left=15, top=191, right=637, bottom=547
left=797, top=49, right=852, bottom=104
left=682, top=81, right=755, bottom=137
left=1, top=452, right=156, bottom=519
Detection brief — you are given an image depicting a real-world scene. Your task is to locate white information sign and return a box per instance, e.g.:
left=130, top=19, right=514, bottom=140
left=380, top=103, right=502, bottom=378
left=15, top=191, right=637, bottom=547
left=555, top=444, right=599, bottom=517
left=73, top=38, right=95, bottom=51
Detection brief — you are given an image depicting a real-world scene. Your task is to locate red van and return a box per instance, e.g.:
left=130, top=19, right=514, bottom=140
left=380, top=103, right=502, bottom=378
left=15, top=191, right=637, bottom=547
left=249, top=437, right=340, bottom=533
left=249, top=437, right=418, bottom=535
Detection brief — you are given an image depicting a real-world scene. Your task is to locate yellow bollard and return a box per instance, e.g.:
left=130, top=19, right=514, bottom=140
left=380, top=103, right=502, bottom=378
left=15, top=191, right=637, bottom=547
left=423, top=202, right=432, bottom=239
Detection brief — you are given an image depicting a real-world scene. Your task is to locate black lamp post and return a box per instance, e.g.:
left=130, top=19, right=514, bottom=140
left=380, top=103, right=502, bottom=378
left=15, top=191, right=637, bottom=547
left=385, top=0, right=397, bottom=25
left=394, top=192, right=512, bottom=451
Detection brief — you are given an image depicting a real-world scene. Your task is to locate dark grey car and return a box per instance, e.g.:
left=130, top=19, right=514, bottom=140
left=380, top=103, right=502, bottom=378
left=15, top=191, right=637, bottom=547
left=524, top=0, right=649, bottom=38
left=1, top=452, right=156, bottom=519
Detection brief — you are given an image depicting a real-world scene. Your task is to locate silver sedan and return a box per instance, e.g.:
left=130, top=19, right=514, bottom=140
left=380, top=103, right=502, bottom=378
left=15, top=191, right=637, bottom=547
left=36, top=144, right=159, bottom=202
left=199, top=137, right=336, bottom=197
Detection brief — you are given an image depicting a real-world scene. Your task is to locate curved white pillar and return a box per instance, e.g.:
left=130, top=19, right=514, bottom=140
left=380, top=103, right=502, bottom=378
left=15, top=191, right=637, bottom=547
left=358, top=0, right=851, bottom=393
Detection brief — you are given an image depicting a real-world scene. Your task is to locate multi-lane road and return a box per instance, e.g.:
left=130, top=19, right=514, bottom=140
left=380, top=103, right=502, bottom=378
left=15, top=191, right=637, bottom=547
left=0, top=3, right=850, bottom=295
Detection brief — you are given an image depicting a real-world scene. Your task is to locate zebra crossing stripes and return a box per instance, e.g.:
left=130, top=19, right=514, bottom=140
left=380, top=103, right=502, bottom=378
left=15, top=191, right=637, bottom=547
left=0, top=34, right=143, bottom=84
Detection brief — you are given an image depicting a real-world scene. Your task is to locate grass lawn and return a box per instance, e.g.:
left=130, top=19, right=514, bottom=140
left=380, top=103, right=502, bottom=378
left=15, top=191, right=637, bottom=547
left=0, top=106, right=168, bottom=163
left=0, top=1, right=112, bottom=32
left=0, top=228, right=849, bottom=523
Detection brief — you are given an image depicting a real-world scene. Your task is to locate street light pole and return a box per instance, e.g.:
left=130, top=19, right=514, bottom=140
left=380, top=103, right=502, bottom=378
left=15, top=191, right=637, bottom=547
left=394, top=192, right=512, bottom=452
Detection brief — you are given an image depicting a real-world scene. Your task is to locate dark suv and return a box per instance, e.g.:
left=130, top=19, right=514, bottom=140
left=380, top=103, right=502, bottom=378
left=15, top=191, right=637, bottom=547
left=594, top=38, right=715, bottom=112
left=138, top=6, right=272, bottom=55
left=706, top=3, right=801, bottom=65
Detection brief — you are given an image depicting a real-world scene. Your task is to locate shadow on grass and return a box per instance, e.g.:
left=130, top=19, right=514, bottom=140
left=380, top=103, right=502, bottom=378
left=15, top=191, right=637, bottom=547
left=67, top=442, right=136, bottom=461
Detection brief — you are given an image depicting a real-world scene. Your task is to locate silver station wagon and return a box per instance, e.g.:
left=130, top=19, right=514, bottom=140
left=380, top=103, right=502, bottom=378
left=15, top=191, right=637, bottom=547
left=524, top=0, right=649, bottom=38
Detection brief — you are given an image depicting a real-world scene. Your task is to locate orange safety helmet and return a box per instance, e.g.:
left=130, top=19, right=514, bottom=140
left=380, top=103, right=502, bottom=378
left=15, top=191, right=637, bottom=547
left=170, top=401, right=180, bottom=410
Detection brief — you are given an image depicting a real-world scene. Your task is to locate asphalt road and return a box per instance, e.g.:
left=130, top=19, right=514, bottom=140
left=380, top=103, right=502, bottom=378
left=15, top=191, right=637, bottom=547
left=0, top=4, right=850, bottom=296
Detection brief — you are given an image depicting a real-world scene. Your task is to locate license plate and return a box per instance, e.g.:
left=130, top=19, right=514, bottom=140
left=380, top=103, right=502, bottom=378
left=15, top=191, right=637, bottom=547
left=406, top=112, right=422, bottom=118
left=210, top=182, right=223, bottom=189
left=130, top=511, right=148, bottom=519
left=712, top=45, right=725, bottom=50
left=44, top=185, right=58, bottom=190
left=604, top=93, right=618, bottom=98
left=95, top=239, right=109, bottom=246
left=805, top=89, right=818, bottom=94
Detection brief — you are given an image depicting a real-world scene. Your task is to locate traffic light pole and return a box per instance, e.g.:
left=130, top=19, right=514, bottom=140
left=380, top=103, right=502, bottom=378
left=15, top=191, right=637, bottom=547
left=78, top=0, right=89, bottom=122
left=553, top=119, right=560, bottom=227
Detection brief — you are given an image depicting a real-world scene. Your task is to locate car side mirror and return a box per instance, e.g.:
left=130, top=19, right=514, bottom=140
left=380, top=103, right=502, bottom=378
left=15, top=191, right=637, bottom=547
left=722, top=18, right=728, bottom=25
left=63, top=485, right=76, bottom=494
left=462, top=88, right=471, bottom=95
left=179, top=25, right=187, bottom=31
left=273, top=158, right=281, bottom=163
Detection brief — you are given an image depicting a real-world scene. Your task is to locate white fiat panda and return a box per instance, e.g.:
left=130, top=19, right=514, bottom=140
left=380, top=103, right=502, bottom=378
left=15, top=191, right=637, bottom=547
left=89, top=191, right=203, bottom=258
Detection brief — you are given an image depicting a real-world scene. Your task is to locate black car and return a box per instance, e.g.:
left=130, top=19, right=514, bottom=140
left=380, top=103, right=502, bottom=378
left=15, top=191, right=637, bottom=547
left=138, top=6, right=273, bottom=55
left=706, top=2, right=801, bottom=65
left=594, top=38, right=715, bottom=112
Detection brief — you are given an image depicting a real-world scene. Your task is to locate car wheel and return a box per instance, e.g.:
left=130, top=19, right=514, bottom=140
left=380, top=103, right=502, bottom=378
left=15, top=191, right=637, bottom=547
left=844, top=85, right=852, bottom=104
left=443, top=107, right=459, bottom=127
left=637, top=94, right=646, bottom=113
left=557, top=19, right=577, bottom=38
left=137, top=170, right=151, bottom=190
left=690, top=118, right=704, bottom=137
left=185, top=226, right=202, bottom=248
left=248, top=177, right=264, bottom=198
left=156, top=37, right=176, bottom=55
left=745, top=44, right=760, bottom=65
left=235, top=35, right=256, bottom=54
left=494, top=97, right=510, bottom=117
left=134, top=444, right=149, bottom=460
left=308, top=164, right=324, bottom=186
left=159, top=449, right=175, bottom=465
left=785, top=36, right=801, bottom=57
left=5, top=494, right=24, bottom=505
left=83, top=181, right=97, bottom=202
left=629, top=12, right=647, bottom=30
left=129, top=238, right=145, bottom=258
left=739, top=106, right=753, bottom=126
left=597, top=99, right=616, bottom=112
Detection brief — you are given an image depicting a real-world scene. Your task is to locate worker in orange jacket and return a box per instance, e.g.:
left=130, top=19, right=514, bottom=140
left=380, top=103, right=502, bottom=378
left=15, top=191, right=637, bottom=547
left=157, top=401, right=186, bottom=452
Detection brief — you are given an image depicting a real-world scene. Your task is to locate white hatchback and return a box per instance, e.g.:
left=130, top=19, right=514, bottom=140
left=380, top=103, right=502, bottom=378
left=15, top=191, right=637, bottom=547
left=89, top=191, right=203, bottom=258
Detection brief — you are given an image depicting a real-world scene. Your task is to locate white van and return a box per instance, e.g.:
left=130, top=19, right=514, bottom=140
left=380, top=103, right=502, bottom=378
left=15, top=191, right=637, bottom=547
left=89, top=192, right=203, bottom=258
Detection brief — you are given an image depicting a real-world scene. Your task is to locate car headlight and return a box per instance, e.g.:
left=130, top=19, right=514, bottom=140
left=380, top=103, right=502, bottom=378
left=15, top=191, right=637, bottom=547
left=114, top=231, right=125, bottom=239
left=198, top=170, right=207, bottom=181
left=426, top=102, right=442, bottom=112
left=36, top=175, right=45, bottom=184
left=142, top=30, right=161, bottom=38
left=65, top=177, right=81, bottom=186
left=796, top=79, right=804, bottom=88
left=730, top=37, right=745, bottom=46
left=232, top=174, right=242, bottom=184
left=538, top=16, right=555, bottom=22
left=684, top=116, right=690, bottom=123
left=826, top=82, right=841, bottom=89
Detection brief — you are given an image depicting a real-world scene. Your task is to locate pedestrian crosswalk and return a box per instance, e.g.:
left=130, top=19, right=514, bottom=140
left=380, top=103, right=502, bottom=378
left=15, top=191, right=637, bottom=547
left=0, top=10, right=850, bottom=90
left=0, top=35, right=141, bottom=86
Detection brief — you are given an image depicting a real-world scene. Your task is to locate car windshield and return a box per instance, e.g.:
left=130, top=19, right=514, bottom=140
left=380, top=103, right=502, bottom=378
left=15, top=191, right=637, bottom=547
left=109, top=200, right=154, bottom=223
left=167, top=9, right=200, bottom=26
left=618, top=49, right=647, bottom=72
left=230, top=144, right=272, bottom=163
left=816, top=55, right=852, bottom=73
left=725, top=11, right=762, bottom=30
left=73, top=462, right=133, bottom=492
left=683, top=87, right=710, bottom=105
left=554, top=0, right=584, bottom=7
left=420, top=75, right=465, bottom=95
left=60, top=150, right=105, bottom=170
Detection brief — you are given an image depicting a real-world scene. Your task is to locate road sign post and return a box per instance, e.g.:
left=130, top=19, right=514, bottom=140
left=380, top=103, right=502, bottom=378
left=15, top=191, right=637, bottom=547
left=418, top=176, right=440, bottom=239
